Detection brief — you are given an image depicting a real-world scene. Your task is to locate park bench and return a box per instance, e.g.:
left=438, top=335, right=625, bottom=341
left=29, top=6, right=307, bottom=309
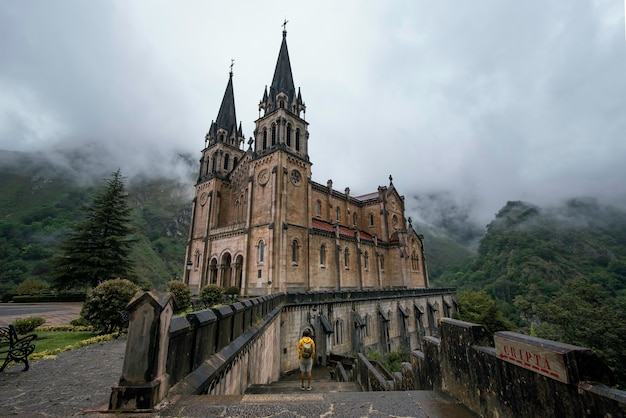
left=0, top=325, right=37, bottom=372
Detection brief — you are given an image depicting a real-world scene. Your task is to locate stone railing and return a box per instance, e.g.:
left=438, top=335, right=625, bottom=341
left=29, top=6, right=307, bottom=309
left=409, top=318, right=626, bottom=418
left=109, top=291, right=285, bottom=411
left=355, top=353, right=394, bottom=391
left=285, top=287, right=456, bottom=304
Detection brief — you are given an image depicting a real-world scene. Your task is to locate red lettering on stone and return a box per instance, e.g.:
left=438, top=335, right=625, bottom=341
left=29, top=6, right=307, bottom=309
left=543, top=358, right=551, bottom=370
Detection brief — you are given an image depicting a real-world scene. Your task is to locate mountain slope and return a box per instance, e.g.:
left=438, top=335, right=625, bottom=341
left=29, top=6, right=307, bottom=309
left=0, top=150, right=193, bottom=296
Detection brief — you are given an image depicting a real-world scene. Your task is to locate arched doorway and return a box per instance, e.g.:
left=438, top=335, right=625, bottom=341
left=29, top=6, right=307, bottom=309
left=234, top=255, right=244, bottom=289
left=220, top=253, right=232, bottom=287
left=209, top=258, right=218, bottom=285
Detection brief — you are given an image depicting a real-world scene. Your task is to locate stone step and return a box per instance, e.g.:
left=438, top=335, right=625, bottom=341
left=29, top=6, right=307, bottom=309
left=152, top=390, right=480, bottom=417
left=246, top=380, right=362, bottom=394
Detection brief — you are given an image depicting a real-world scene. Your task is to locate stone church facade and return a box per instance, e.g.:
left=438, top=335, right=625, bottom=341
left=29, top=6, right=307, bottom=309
left=184, top=29, right=428, bottom=296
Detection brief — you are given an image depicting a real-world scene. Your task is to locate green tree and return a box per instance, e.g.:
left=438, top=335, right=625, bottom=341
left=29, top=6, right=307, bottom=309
left=455, top=289, right=516, bottom=334
left=51, top=170, right=138, bottom=290
left=535, top=277, right=626, bottom=387
left=15, top=278, right=48, bottom=295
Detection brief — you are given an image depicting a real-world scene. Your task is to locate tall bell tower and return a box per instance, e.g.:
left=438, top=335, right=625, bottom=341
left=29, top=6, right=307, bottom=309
left=247, top=26, right=312, bottom=292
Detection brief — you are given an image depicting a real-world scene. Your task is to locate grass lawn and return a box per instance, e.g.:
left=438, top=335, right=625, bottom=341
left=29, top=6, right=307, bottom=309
left=33, top=331, right=99, bottom=354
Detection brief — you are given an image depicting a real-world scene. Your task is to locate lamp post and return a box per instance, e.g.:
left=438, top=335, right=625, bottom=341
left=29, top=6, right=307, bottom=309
left=186, top=260, right=193, bottom=284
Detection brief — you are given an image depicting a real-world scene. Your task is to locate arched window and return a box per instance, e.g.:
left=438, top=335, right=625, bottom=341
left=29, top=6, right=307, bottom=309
left=315, top=200, right=321, bottom=217
left=291, top=239, right=299, bottom=263
left=205, top=156, right=210, bottom=175
left=211, top=154, right=217, bottom=172
left=344, top=248, right=349, bottom=268
left=233, top=157, right=238, bottom=167
left=295, top=129, right=301, bottom=151
left=336, top=207, right=340, bottom=222
left=364, top=251, right=369, bottom=269
left=194, top=250, right=201, bottom=269
left=335, top=319, right=344, bottom=344
left=271, top=123, right=276, bottom=146
left=223, top=154, right=229, bottom=170
left=369, top=213, right=375, bottom=227
left=262, top=128, right=268, bottom=149
left=218, top=133, right=224, bottom=142
left=286, top=124, right=292, bottom=147
left=279, top=100, right=284, bottom=108
left=320, top=245, right=326, bottom=265
left=380, top=254, right=385, bottom=271
left=411, top=250, right=419, bottom=271
left=258, top=240, right=265, bottom=263
left=353, top=213, right=357, bottom=226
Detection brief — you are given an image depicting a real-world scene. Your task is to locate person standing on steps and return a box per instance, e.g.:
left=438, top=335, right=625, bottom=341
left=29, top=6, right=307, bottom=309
left=297, top=329, right=315, bottom=390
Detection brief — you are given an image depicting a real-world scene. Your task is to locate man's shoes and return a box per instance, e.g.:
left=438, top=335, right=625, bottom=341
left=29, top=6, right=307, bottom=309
left=301, top=386, right=305, bottom=391
left=307, top=386, right=311, bottom=391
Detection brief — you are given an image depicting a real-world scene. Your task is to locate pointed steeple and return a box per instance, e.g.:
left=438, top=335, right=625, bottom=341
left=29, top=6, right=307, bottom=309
left=259, top=27, right=305, bottom=116
left=213, top=71, right=238, bottom=139
left=271, top=29, right=296, bottom=101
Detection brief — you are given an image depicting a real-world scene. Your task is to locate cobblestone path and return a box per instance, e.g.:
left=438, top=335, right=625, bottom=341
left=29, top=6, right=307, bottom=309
left=0, top=336, right=126, bottom=417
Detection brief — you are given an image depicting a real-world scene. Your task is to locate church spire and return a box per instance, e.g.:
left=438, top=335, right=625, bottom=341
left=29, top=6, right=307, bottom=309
left=271, top=28, right=296, bottom=101
left=259, top=25, right=305, bottom=116
left=207, top=64, right=240, bottom=145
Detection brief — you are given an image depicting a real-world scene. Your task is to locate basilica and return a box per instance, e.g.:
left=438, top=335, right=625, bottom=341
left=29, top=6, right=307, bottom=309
left=184, top=28, right=428, bottom=296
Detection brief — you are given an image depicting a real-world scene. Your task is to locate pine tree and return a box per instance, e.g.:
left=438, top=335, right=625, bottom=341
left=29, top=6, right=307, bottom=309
left=51, top=170, right=138, bottom=290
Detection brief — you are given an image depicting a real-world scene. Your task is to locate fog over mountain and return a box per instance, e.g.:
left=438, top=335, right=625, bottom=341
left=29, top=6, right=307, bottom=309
left=1, top=1, right=625, bottom=229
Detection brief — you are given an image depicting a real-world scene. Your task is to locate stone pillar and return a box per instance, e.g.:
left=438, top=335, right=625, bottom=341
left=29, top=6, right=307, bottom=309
left=109, top=290, right=173, bottom=411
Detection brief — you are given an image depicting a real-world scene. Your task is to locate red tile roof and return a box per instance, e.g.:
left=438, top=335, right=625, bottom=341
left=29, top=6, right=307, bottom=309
left=311, top=218, right=334, bottom=233
left=311, top=218, right=375, bottom=243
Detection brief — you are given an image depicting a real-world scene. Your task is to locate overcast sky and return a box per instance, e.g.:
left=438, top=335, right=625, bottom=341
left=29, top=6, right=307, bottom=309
left=1, top=1, right=625, bottom=226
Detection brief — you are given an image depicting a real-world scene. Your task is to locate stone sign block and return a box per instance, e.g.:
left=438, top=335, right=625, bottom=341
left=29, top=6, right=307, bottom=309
left=495, top=331, right=585, bottom=384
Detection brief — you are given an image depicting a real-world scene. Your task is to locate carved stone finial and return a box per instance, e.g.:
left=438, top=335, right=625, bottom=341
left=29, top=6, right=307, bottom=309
left=389, top=174, right=393, bottom=184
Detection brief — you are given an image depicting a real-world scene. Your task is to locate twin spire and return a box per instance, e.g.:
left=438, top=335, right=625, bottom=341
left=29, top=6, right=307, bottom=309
left=207, top=25, right=305, bottom=146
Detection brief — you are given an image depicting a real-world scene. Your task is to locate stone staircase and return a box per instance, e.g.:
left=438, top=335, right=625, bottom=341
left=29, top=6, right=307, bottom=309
left=246, top=365, right=362, bottom=394
left=145, top=366, right=479, bottom=417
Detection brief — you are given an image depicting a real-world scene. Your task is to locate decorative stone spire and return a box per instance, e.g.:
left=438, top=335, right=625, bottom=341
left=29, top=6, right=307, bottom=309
left=207, top=69, right=244, bottom=146
left=259, top=26, right=305, bottom=116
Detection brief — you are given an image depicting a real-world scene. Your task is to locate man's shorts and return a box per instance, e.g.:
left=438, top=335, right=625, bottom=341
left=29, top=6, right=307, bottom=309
left=299, top=358, right=313, bottom=373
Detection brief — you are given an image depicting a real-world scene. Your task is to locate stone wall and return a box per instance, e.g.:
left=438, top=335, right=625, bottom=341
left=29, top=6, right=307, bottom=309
left=110, top=292, right=285, bottom=411
left=280, top=288, right=457, bottom=371
left=410, top=318, right=626, bottom=418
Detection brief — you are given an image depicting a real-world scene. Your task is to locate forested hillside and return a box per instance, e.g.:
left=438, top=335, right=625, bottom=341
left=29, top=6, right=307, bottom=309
left=0, top=151, right=193, bottom=297
left=433, top=199, right=626, bottom=385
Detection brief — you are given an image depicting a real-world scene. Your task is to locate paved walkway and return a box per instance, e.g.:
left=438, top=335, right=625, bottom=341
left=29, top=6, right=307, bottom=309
left=0, top=335, right=127, bottom=417
left=0, top=302, right=83, bottom=327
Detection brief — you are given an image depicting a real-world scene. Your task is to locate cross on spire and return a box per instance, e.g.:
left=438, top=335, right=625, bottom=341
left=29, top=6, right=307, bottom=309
left=282, top=18, right=289, bottom=32
left=230, top=59, right=235, bottom=76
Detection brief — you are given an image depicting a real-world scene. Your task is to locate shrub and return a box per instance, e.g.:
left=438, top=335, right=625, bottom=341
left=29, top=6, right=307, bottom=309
left=80, top=279, right=139, bottom=334
left=15, top=278, right=48, bottom=295
left=70, top=317, right=90, bottom=327
left=167, top=280, right=192, bottom=314
left=13, top=316, right=46, bottom=334
left=200, top=284, right=224, bottom=307
left=224, top=286, right=240, bottom=302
